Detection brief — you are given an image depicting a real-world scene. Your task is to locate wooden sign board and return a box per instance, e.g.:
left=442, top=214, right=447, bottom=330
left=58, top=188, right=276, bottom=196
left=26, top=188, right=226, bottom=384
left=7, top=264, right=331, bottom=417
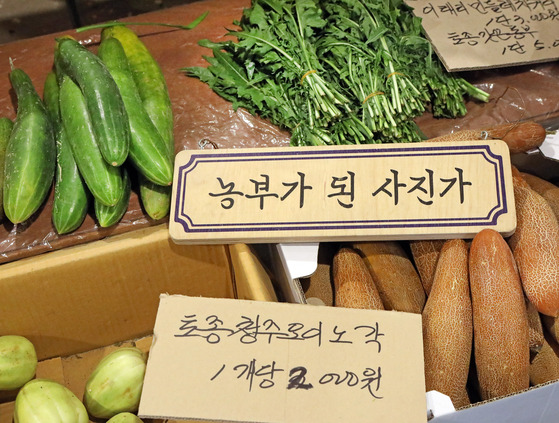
left=404, top=0, right=559, bottom=71
left=138, top=295, right=426, bottom=423
left=169, top=141, right=516, bottom=244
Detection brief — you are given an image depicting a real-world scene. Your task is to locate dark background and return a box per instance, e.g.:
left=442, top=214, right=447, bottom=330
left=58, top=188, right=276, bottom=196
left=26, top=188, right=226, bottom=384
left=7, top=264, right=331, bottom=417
left=0, top=0, right=199, bottom=44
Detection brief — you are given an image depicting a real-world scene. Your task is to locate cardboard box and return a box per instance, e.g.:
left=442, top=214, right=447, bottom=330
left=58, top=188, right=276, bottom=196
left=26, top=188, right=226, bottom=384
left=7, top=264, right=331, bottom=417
left=0, top=224, right=281, bottom=423
left=266, top=150, right=559, bottom=423
left=0, top=335, right=213, bottom=423
left=0, top=223, right=235, bottom=361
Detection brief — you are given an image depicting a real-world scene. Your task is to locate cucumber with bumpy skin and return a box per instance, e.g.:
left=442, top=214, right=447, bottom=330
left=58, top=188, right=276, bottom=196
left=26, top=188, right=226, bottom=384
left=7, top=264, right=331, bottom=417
left=95, top=167, right=131, bottom=227
left=0, top=117, right=13, bottom=222
left=98, top=36, right=173, bottom=186
left=138, top=173, right=171, bottom=220
left=100, top=26, right=174, bottom=153
left=58, top=73, right=124, bottom=207
left=3, top=68, right=56, bottom=224
left=55, top=37, right=130, bottom=167
left=100, top=26, right=174, bottom=218
left=44, top=71, right=90, bottom=234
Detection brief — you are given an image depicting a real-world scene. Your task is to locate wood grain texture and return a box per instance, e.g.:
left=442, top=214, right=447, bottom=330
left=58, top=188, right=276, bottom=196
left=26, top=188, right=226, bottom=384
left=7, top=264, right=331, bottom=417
left=409, top=240, right=445, bottom=295
left=469, top=228, right=530, bottom=401
left=422, top=239, right=472, bottom=408
left=353, top=241, right=425, bottom=313
left=333, top=247, right=384, bottom=310
left=508, top=179, right=559, bottom=317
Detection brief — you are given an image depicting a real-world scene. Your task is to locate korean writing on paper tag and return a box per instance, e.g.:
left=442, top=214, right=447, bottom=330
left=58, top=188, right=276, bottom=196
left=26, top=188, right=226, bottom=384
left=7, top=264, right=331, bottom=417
left=405, top=0, right=559, bottom=70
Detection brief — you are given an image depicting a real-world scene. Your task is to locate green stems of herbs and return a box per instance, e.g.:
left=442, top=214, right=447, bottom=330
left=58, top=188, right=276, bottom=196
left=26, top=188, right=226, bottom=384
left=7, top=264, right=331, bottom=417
left=185, top=0, right=490, bottom=146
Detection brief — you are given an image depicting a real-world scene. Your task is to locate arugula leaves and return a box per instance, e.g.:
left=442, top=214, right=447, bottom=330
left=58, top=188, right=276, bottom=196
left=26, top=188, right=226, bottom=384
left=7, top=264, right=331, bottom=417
left=185, top=0, right=489, bottom=146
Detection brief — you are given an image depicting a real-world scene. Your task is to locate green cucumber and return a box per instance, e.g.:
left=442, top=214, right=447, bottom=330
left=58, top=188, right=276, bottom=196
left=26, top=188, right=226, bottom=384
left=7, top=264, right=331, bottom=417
left=94, top=167, right=131, bottom=227
left=55, top=37, right=130, bottom=167
left=3, top=68, right=56, bottom=224
left=0, top=117, right=13, bottom=221
left=44, top=71, right=89, bottom=234
left=101, top=26, right=175, bottom=219
left=58, top=73, right=124, bottom=207
left=138, top=173, right=171, bottom=220
left=98, top=36, right=173, bottom=186
left=100, top=26, right=174, bottom=154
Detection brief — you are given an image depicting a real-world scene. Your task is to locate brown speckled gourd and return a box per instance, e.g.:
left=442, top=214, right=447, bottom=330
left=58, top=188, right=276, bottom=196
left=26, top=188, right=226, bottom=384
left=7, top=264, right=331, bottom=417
left=540, top=314, right=559, bottom=345
left=353, top=241, right=425, bottom=313
left=469, top=228, right=530, bottom=401
left=333, top=247, right=384, bottom=310
left=409, top=240, right=445, bottom=295
left=427, top=121, right=546, bottom=153
left=299, top=243, right=337, bottom=306
left=508, top=178, right=559, bottom=317
left=422, top=239, right=472, bottom=408
left=511, top=165, right=530, bottom=188
left=529, top=331, right=559, bottom=386
left=526, top=298, right=544, bottom=354
left=521, top=172, right=559, bottom=221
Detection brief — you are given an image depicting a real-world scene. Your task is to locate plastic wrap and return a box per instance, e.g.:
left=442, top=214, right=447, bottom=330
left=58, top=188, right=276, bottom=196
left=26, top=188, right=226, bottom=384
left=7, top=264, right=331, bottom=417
left=0, top=0, right=556, bottom=264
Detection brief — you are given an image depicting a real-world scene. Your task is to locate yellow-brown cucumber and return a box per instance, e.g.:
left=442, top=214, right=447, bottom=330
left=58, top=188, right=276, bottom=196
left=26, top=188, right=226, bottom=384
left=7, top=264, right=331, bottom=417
left=529, top=331, right=559, bottom=386
left=521, top=172, right=559, bottom=220
left=332, top=247, right=384, bottom=310
left=422, top=239, right=472, bottom=408
left=540, top=315, right=559, bottom=345
left=469, top=228, right=530, bottom=401
left=526, top=298, right=544, bottom=354
left=353, top=241, right=425, bottom=313
left=299, top=243, right=336, bottom=306
left=409, top=240, right=445, bottom=295
left=508, top=178, right=559, bottom=317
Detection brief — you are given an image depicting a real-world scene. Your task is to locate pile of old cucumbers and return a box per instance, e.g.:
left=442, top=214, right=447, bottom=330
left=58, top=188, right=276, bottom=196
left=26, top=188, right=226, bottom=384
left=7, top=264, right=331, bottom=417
left=1, top=25, right=174, bottom=234
left=0, top=334, right=147, bottom=422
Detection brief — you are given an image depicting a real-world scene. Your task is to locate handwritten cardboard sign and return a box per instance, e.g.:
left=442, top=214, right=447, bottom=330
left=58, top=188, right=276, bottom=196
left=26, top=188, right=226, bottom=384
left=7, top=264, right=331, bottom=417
left=138, top=295, right=426, bottom=423
left=169, top=141, right=515, bottom=244
left=405, top=0, right=559, bottom=71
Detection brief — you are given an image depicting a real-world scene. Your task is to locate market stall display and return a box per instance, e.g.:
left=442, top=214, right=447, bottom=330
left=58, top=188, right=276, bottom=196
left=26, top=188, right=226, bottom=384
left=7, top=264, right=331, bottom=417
left=0, top=0, right=558, bottom=421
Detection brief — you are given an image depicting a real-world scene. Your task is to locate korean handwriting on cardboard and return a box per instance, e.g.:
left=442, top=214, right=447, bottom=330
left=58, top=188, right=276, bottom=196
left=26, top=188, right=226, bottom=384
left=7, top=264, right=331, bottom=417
left=174, top=313, right=385, bottom=400
left=175, top=313, right=384, bottom=351
left=210, top=359, right=383, bottom=399
left=421, top=0, right=559, bottom=57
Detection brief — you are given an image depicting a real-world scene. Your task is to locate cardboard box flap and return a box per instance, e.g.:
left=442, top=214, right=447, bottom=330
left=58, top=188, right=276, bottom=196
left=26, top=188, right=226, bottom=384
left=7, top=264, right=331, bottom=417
left=0, top=224, right=234, bottom=361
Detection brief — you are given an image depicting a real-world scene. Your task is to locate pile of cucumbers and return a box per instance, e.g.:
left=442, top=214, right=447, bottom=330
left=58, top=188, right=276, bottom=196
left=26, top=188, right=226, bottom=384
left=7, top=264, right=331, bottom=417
left=1, top=26, right=174, bottom=234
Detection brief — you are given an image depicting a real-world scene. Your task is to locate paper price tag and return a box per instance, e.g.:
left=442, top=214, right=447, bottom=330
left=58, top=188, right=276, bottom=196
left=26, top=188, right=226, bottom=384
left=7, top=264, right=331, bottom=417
left=169, top=141, right=515, bottom=244
left=405, top=0, right=559, bottom=71
left=138, top=295, right=426, bottom=423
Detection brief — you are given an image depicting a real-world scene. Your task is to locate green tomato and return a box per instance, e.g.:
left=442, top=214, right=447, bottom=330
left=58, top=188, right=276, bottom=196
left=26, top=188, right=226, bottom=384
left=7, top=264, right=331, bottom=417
left=107, top=412, right=144, bottom=423
left=14, top=379, right=88, bottom=423
left=0, top=335, right=37, bottom=390
left=84, top=347, right=147, bottom=419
